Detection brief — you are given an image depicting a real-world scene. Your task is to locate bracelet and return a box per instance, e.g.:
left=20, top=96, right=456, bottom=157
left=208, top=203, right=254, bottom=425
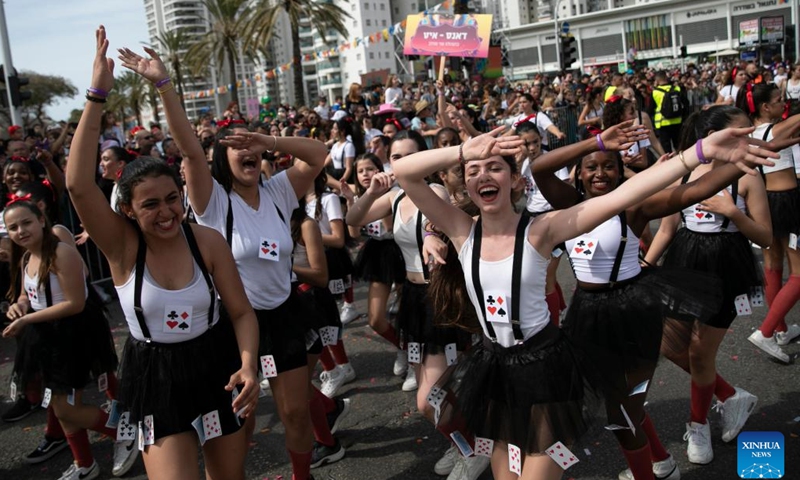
left=85, top=93, right=107, bottom=103
left=266, top=135, right=278, bottom=153
left=155, top=77, right=171, bottom=88
left=458, top=143, right=466, bottom=164
left=157, top=83, right=174, bottom=95
left=695, top=139, right=710, bottom=164
left=87, top=87, right=108, bottom=98
left=595, top=134, right=606, bottom=152
left=424, top=231, right=439, bottom=239
left=677, top=150, right=691, bottom=172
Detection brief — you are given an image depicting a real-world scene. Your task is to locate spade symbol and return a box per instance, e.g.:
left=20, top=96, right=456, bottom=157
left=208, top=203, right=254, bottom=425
left=486, top=295, right=496, bottom=305
left=178, top=322, right=189, bottom=330
left=704, top=213, right=713, bottom=219
left=269, top=250, right=278, bottom=257
left=583, top=249, right=592, bottom=255
left=497, top=307, right=507, bottom=317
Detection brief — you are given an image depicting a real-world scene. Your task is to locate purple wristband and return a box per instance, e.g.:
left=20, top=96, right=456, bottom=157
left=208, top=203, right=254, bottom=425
left=595, top=134, right=606, bottom=152
left=87, top=87, right=108, bottom=98
left=696, top=139, right=710, bottom=164
left=155, top=77, right=171, bottom=88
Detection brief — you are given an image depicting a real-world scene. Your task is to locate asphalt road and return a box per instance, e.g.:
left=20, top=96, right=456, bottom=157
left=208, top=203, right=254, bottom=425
left=1, top=256, right=799, bottom=480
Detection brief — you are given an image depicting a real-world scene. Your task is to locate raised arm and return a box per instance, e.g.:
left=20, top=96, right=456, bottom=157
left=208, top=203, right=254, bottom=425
left=344, top=172, right=395, bottom=226
left=66, top=26, right=133, bottom=265
left=770, top=111, right=800, bottom=140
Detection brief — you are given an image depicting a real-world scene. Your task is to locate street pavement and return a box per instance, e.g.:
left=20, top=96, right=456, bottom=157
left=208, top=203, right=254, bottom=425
left=1, top=257, right=799, bottom=480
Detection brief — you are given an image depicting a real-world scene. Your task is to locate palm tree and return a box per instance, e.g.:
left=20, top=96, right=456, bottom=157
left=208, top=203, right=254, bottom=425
left=152, top=28, right=192, bottom=110
left=248, top=0, right=351, bottom=107
left=116, top=71, right=146, bottom=126
left=188, top=0, right=261, bottom=106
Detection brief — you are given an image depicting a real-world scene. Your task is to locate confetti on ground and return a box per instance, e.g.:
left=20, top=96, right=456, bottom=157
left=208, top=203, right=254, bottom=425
left=731, top=355, right=739, bottom=361
left=260, top=427, right=270, bottom=434
left=584, top=448, right=591, bottom=456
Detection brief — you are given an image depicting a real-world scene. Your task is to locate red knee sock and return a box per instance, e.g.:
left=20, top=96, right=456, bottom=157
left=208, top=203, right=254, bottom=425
left=105, top=372, right=119, bottom=400
left=344, top=284, right=354, bottom=304
left=66, top=430, right=94, bottom=468
left=545, top=290, right=561, bottom=327
left=621, top=444, right=655, bottom=480
left=760, top=275, right=800, bottom=337
left=330, top=340, right=350, bottom=365
left=90, top=410, right=118, bottom=438
left=45, top=406, right=65, bottom=439
left=763, top=267, right=787, bottom=332
left=714, top=374, right=736, bottom=403
left=377, top=324, right=400, bottom=348
left=319, top=348, right=336, bottom=371
left=309, top=391, right=335, bottom=447
left=312, top=385, right=336, bottom=414
left=640, top=413, right=669, bottom=463
left=690, top=380, right=716, bottom=424
left=555, top=281, right=567, bottom=311
left=288, top=449, right=312, bottom=480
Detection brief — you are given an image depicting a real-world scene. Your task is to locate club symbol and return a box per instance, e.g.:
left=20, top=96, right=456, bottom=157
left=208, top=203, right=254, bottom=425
left=486, top=295, right=496, bottom=305
left=167, top=311, right=178, bottom=320
left=262, top=240, right=269, bottom=248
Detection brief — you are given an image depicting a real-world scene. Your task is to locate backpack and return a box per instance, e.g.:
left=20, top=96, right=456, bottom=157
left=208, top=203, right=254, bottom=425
left=659, top=85, right=684, bottom=120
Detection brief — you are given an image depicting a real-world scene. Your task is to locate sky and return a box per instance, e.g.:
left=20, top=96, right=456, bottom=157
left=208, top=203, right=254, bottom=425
left=4, top=0, right=149, bottom=121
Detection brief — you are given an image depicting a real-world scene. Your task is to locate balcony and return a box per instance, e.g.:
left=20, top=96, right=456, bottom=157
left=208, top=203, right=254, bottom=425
left=320, top=75, right=342, bottom=87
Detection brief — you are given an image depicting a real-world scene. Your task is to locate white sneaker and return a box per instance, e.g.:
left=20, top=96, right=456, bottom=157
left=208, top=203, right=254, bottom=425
left=260, top=378, right=271, bottom=390
left=715, top=387, right=758, bottom=443
left=393, top=350, right=408, bottom=376
left=776, top=324, right=800, bottom=346
left=434, top=445, right=459, bottom=476
left=748, top=330, right=790, bottom=363
left=446, top=454, right=491, bottom=480
left=340, top=303, right=360, bottom=325
left=618, top=454, right=680, bottom=480
left=683, top=421, right=713, bottom=465
left=59, top=461, right=99, bottom=480
left=338, top=363, right=356, bottom=384
left=112, top=432, right=139, bottom=476
left=321, top=366, right=347, bottom=398
left=402, top=368, right=418, bottom=392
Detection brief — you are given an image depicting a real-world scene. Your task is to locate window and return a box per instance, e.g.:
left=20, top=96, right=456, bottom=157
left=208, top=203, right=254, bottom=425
left=394, top=7, right=399, bottom=14
left=385, top=52, right=390, bottom=59
left=382, top=20, right=387, bottom=27
left=369, top=52, right=374, bottom=59
left=411, top=3, right=416, bottom=10
left=357, top=54, right=361, bottom=61
left=353, top=20, right=357, bottom=27
left=380, top=4, right=385, bottom=10
left=364, top=2, right=368, bottom=9
left=366, top=19, right=371, bottom=27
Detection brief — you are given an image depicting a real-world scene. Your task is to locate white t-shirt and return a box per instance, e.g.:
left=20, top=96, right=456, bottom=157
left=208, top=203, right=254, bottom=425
left=306, top=193, right=342, bottom=236
left=520, top=159, right=570, bottom=213
left=330, top=141, right=356, bottom=169
left=385, top=87, right=403, bottom=106
left=195, top=173, right=298, bottom=310
left=314, top=104, right=331, bottom=121
left=719, top=84, right=740, bottom=103
left=512, top=112, right=555, bottom=147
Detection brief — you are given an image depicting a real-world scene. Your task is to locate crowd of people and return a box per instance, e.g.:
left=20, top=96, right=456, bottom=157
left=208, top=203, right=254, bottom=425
left=1, top=25, right=800, bottom=480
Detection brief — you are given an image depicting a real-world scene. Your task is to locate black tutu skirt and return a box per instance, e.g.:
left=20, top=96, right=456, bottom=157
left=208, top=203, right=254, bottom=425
left=396, top=280, right=473, bottom=356
left=12, top=302, right=118, bottom=394
left=434, top=323, right=603, bottom=454
left=766, top=188, right=800, bottom=238
left=325, top=247, right=354, bottom=287
left=255, top=293, right=311, bottom=374
left=353, top=238, right=406, bottom=285
left=117, top=317, right=243, bottom=440
left=663, top=229, right=761, bottom=328
left=295, top=283, right=341, bottom=354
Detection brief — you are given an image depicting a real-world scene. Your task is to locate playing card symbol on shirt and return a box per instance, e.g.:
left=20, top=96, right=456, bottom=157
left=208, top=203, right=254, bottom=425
left=366, top=221, right=384, bottom=237
left=484, top=291, right=509, bottom=323
left=319, top=326, right=339, bottom=346
left=259, top=237, right=280, bottom=261
left=569, top=237, right=598, bottom=260
left=508, top=443, right=522, bottom=475
left=694, top=206, right=716, bottom=223
left=546, top=441, right=580, bottom=470
left=202, top=410, right=222, bottom=441
left=163, top=306, right=193, bottom=334
left=26, top=286, right=37, bottom=301
left=475, top=437, right=494, bottom=457
left=117, top=412, right=136, bottom=441
left=260, top=354, right=278, bottom=378
left=734, top=293, right=752, bottom=316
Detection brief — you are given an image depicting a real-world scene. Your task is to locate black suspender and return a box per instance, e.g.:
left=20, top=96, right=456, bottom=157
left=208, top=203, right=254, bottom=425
left=393, top=191, right=430, bottom=282
left=225, top=193, right=287, bottom=247
left=133, top=224, right=216, bottom=342
left=471, top=213, right=530, bottom=344
left=608, top=212, right=628, bottom=286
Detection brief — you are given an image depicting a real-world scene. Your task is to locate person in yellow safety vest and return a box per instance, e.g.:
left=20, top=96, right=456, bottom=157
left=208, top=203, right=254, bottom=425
left=648, top=71, right=684, bottom=153
left=604, top=72, right=624, bottom=101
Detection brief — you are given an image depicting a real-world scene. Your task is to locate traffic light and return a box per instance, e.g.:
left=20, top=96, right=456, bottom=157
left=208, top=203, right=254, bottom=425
left=680, top=46, right=688, bottom=58
left=9, top=71, right=31, bottom=107
left=560, top=34, right=577, bottom=70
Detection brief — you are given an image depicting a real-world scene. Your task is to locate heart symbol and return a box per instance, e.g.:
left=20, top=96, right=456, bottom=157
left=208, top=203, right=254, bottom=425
left=559, top=453, right=564, bottom=457
left=549, top=450, right=555, bottom=454
left=574, top=248, right=583, bottom=253
left=166, top=320, right=178, bottom=329
left=261, top=247, right=268, bottom=254
left=487, top=306, right=497, bottom=315
left=562, top=461, right=568, bottom=466
left=695, top=212, right=704, bottom=218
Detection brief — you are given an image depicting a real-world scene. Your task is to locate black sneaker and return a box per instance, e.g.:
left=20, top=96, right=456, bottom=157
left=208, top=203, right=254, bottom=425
left=310, top=438, right=345, bottom=468
left=25, top=436, right=69, bottom=464
left=2, top=396, right=40, bottom=423
left=326, top=397, right=351, bottom=435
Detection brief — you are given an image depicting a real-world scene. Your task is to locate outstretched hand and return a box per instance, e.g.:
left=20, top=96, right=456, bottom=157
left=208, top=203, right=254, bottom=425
left=218, top=132, right=275, bottom=157
left=600, top=120, right=649, bottom=151
left=701, top=127, right=779, bottom=175
left=462, top=126, right=524, bottom=163
left=91, top=26, right=115, bottom=93
left=117, top=46, right=169, bottom=84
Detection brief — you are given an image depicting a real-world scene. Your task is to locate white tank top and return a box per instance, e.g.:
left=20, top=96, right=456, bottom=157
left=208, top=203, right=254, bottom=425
left=752, top=123, right=795, bottom=174
left=392, top=190, right=425, bottom=274
left=355, top=194, right=394, bottom=240
left=787, top=79, right=800, bottom=100
left=681, top=184, right=747, bottom=233
left=458, top=221, right=550, bottom=348
left=521, top=158, right=570, bottom=213
left=24, top=270, right=88, bottom=312
left=564, top=214, right=641, bottom=284
left=116, top=260, right=219, bottom=343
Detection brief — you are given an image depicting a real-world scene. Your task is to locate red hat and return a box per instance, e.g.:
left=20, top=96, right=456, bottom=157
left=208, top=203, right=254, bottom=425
left=8, top=125, right=22, bottom=135
left=130, top=126, right=145, bottom=135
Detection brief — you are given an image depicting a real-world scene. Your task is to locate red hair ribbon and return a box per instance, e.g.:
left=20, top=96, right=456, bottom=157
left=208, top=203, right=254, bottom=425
left=217, top=119, right=245, bottom=129
left=8, top=156, right=30, bottom=163
left=126, top=149, right=140, bottom=158
left=783, top=101, right=790, bottom=121
left=746, top=83, right=755, bottom=114
left=5, top=193, right=32, bottom=207
left=606, top=95, right=622, bottom=104
left=387, top=118, right=404, bottom=131
left=130, top=126, right=144, bottom=135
